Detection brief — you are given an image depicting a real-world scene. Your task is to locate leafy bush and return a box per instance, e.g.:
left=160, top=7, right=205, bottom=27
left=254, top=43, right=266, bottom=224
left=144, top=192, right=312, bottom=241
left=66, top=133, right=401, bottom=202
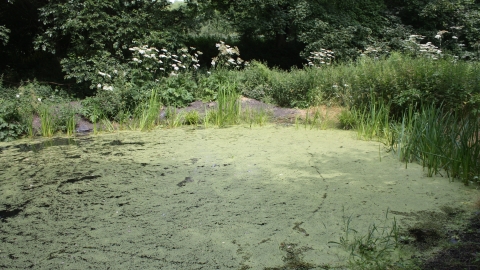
left=195, top=69, right=240, bottom=102
left=0, top=81, right=76, bottom=140
left=238, top=61, right=273, bottom=101
left=151, top=74, right=196, bottom=107
left=184, top=110, right=200, bottom=125
left=269, top=67, right=321, bottom=108
left=338, top=110, right=356, bottom=130
left=0, top=99, right=25, bottom=141
left=81, top=90, right=127, bottom=121
left=81, top=82, right=144, bottom=121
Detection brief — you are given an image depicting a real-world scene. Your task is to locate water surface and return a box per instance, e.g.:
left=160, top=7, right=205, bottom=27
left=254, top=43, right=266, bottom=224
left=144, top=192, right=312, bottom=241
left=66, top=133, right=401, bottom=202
left=0, top=125, right=475, bottom=269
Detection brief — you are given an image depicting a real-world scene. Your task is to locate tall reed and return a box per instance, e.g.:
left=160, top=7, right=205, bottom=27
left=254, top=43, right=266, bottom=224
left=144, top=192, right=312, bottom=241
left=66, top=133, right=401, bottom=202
left=211, top=82, right=241, bottom=127
left=137, top=89, right=161, bottom=131
left=352, top=94, right=393, bottom=145
left=391, top=105, right=480, bottom=184
left=65, top=112, right=77, bottom=137
left=39, top=105, right=55, bottom=137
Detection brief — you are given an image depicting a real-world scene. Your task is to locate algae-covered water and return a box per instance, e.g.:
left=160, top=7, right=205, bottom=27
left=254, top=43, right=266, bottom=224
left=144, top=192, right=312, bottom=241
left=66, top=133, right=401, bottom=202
left=0, top=125, right=476, bottom=269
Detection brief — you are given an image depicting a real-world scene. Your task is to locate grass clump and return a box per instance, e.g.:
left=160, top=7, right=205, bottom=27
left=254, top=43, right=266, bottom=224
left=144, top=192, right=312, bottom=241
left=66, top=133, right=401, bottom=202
left=391, top=105, right=480, bottom=184
left=39, top=105, right=56, bottom=137
left=330, top=209, right=418, bottom=270
left=206, top=82, right=241, bottom=127
left=184, top=110, right=200, bottom=125
left=163, top=107, right=184, bottom=129
left=137, top=89, right=161, bottom=131
left=241, top=106, right=271, bottom=128
left=347, top=92, right=480, bottom=185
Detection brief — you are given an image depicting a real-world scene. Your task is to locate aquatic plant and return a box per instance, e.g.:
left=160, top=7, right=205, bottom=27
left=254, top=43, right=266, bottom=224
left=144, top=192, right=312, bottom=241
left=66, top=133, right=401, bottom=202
left=240, top=106, right=271, bottom=128
left=184, top=110, right=200, bottom=125
left=163, top=106, right=184, bottom=128
left=137, top=89, right=161, bottom=131
left=207, top=82, right=240, bottom=127
left=329, top=209, right=417, bottom=270
left=352, top=96, right=393, bottom=145
left=391, top=105, right=480, bottom=184
left=39, top=105, right=55, bottom=137
left=65, top=112, right=76, bottom=137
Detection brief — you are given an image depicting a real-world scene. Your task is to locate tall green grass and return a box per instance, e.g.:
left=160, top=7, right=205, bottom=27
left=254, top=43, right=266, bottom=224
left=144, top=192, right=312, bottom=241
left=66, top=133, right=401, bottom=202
left=206, top=83, right=241, bottom=127
left=137, top=89, right=161, bottom=131
left=351, top=96, right=393, bottom=144
left=329, top=209, right=415, bottom=269
left=391, top=105, right=480, bottom=184
left=352, top=95, right=480, bottom=185
left=65, top=111, right=77, bottom=137
left=39, top=105, right=55, bottom=137
left=233, top=53, right=480, bottom=115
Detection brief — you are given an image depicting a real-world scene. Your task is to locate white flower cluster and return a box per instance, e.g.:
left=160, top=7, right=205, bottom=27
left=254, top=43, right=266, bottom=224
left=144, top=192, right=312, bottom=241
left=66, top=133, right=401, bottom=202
left=97, top=71, right=114, bottom=91
left=418, top=42, right=442, bottom=59
left=307, top=49, right=335, bottom=68
left=405, top=35, right=442, bottom=59
left=129, top=45, right=202, bottom=77
left=360, top=46, right=388, bottom=60
left=211, top=41, right=248, bottom=69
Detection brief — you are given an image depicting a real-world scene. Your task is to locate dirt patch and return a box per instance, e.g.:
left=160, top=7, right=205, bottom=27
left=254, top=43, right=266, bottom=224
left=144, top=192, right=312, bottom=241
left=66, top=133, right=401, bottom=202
left=421, top=212, right=480, bottom=269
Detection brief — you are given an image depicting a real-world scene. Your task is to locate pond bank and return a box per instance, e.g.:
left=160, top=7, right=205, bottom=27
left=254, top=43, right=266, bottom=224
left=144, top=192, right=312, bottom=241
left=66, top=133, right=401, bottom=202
left=0, top=125, right=477, bottom=269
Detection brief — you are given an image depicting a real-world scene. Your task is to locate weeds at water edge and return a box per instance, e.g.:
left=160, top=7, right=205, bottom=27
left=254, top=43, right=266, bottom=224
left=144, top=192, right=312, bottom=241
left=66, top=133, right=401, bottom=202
left=39, top=105, right=55, bottom=137
left=329, top=208, right=418, bottom=270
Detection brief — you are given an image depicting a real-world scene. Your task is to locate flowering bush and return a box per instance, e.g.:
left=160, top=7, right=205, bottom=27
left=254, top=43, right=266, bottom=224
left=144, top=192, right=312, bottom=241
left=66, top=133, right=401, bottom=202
left=94, top=46, right=203, bottom=92
left=129, top=45, right=202, bottom=79
left=211, top=41, right=248, bottom=70
left=307, top=49, right=335, bottom=67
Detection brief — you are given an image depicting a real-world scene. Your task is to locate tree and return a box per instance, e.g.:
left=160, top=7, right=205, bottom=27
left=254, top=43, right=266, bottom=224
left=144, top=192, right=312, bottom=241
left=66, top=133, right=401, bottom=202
left=192, top=0, right=389, bottom=60
left=34, top=0, right=192, bottom=88
left=0, top=0, right=56, bottom=83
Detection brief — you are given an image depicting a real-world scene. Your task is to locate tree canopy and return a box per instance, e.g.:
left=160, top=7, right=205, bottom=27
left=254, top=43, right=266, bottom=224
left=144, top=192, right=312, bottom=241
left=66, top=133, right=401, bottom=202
left=2, top=0, right=480, bottom=89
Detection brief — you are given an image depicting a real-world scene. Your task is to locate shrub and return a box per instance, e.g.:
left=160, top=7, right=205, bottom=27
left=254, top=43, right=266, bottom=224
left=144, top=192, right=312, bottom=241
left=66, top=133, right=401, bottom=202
left=238, top=61, right=273, bottom=101
left=150, top=74, right=196, bottom=107
left=269, top=67, right=320, bottom=108
left=0, top=99, right=26, bottom=141
left=184, top=110, right=200, bottom=125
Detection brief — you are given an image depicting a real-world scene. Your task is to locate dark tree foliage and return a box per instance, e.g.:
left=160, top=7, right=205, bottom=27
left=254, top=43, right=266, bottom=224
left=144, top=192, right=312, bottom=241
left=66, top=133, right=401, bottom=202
left=1, top=0, right=194, bottom=92
left=34, top=0, right=192, bottom=90
left=0, top=0, right=61, bottom=84
left=2, top=0, right=480, bottom=88
left=388, top=0, right=480, bottom=52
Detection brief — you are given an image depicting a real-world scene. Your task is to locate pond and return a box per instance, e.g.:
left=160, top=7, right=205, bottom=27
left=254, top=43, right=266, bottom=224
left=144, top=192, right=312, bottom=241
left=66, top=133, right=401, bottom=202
left=0, top=125, right=476, bottom=269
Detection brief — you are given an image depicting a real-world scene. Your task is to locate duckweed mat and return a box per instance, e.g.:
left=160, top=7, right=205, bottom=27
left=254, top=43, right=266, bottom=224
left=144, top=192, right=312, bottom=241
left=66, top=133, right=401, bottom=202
left=0, top=125, right=476, bottom=269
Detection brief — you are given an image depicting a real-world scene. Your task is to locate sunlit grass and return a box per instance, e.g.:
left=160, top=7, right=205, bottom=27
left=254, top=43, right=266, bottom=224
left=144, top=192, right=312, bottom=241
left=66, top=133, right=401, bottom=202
left=39, top=105, right=55, bottom=137
left=138, top=89, right=161, bottom=131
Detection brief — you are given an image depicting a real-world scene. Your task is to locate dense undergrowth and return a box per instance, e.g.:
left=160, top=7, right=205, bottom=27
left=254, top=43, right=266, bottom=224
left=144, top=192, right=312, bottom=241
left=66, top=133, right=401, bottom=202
left=1, top=50, right=479, bottom=270
left=1, top=52, right=479, bottom=186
